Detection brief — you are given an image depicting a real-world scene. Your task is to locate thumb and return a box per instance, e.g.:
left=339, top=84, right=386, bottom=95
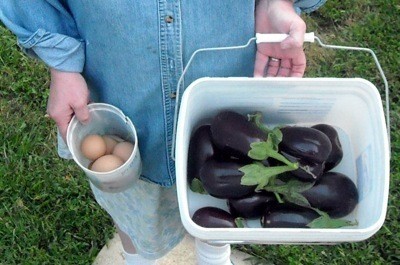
left=281, top=20, right=306, bottom=50
left=73, top=103, right=91, bottom=125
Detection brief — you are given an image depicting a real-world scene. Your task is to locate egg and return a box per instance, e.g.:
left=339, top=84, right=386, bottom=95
left=102, top=135, right=119, bottom=154
left=81, top=134, right=107, bottom=160
left=90, top=154, right=124, bottom=172
left=113, top=141, right=134, bottom=162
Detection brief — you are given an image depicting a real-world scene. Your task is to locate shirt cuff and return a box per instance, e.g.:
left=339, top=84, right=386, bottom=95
left=57, top=130, right=73, bottom=159
left=294, top=0, right=327, bottom=14
left=18, top=28, right=85, bottom=72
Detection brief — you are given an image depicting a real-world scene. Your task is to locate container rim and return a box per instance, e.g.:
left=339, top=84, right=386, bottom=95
left=175, top=77, right=390, bottom=243
left=66, top=102, right=139, bottom=176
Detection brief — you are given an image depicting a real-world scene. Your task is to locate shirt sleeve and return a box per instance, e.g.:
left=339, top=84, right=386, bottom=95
left=0, top=0, right=85, bottom=72
left=294, top=0, right=327, bottom=14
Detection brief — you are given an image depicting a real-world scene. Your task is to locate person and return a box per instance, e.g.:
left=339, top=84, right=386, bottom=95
left=0, top=0, right=327, bottom=264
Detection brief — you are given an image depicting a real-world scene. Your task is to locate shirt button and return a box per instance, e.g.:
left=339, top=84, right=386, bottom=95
left=165, top=15, right=174, bottom=23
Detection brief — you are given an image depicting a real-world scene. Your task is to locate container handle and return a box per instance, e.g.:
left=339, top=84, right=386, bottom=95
left=256, top=32, right=315, bottom=43
left=313, top=36, right=391, bottom=150
left=171, top=33, right=390, bottom=160
left=171, top=36, right=257, bottom=161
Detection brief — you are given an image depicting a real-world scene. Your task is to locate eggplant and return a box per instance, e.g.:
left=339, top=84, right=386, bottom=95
left=192, top=207, right=237, bottom=228
left=228, top=191, right=277, bottom=219
left=199, top=158, right=256, bottom=199
left=210, top=111, right=267, bottom=159
left=301, top=172, right=358, bottom=218
left=311, top=124, right=343, bottom=171
left=261, top=203, right=320, bottom=228
left=278, top=151, right=325, bottom=181
left=279, top=126, right=332, bottom=164
left=187, top=125, right=218, bottom=184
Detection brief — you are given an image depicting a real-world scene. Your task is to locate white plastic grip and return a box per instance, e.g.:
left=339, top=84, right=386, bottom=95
left=256, top=32, right=315, bottom=43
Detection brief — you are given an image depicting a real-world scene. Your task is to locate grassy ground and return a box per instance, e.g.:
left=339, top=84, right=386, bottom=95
left=0, top=19, right=114, bottom=265
left=1, top=1, right=399, bottom=264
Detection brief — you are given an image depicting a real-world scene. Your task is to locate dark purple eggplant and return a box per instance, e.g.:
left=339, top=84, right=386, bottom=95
left=261, top=203, right=320, bottom=228
left=192, top=207, right=237, bottom=228
left=280, top=151, right=325, bottom=181
left=199, top=158, right=256, bottom=199
left=228, top=191, right=277, bottom=219
left=301, top=172, right=358, bottom=218
left=210, top=111, right=267, bottom=159
left=279, top=126, right=332, bottom=164
left=311, top=124, right=343, bottom=171
left=187, top=125, right=218, bottom=184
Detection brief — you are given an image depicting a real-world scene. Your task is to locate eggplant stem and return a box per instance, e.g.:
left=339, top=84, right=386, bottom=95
left=299, top=165, right=318, bottom=179
left=268, top=151, right=299, bottom=169
left=274, top=192, right=284, bottom=203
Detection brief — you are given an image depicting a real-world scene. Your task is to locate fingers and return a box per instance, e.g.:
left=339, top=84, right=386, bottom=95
left=264, top=57, right=281, bottom=77
left=56, top=117, right=70, bottom=142
left=277, top=59, right=291, bottom=77
left=47, top=70, right=91, bottom=141
left=254, top=55, right=304, bottom=77
left=46, top=107, right=72, bottom=141
left=290, top=50, right=306, bottom=77
left=279, top=18, right=306, bottom=76
left=254, top=51, right=286, bottom=77
left=47, top=102, right=90, bottom=141
left=72, top=101, right=90, bottom=125
left=265, top=57, right=303, bottom=77
left=254, top=51, right=269, bottom=77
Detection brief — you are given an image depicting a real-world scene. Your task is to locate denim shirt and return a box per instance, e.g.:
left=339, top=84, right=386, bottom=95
left=1, top=0, right=326, bottom=187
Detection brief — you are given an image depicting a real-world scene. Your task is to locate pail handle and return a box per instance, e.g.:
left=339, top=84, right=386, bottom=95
left=171, top=33, right=390, bottom=160
left=312, top=36, right=390, bottom=151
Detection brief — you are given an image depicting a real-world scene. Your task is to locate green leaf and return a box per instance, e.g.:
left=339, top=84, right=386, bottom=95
left=263, top=178, right=313, bottom=194
left=306, top=208, right=358, bottom=228
left=248, top=141, right=298, bottom=171
left=311, top=207, right=330, bottom=217
left=248, top=141, right=272, bottom=160
left=189, top=178, right=208, bottom=194
left=247, top=112, right=282, bottom=151
left=240, top=163, right=298, bottom=190
left=240, top=162, right=272, bottom=189
left=307, top=216, right=358, bottom=229
left=283, top=192, right=311, bottom=208
left=284, top=179, right=315, bottom=193
left=263, top=179, right=314, bottom=207
left=248, top=141, right=298, bottom=170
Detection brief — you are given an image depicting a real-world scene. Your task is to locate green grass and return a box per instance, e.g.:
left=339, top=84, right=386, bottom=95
left=1, top=1, right=399, bottom=264
left=0, top=27, right=115, bottom=264
left=235, top=1, right=400, bottom=264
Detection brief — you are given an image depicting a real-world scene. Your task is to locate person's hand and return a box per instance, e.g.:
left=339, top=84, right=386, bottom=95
left=47, top=69, right=90, bottom=140
left=254, top=0, right=307, bottom=77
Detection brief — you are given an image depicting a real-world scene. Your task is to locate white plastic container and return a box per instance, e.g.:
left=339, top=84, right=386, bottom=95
left=175, top=77, right=390, bottom=244
left=67, top=103, right=142, bottom=193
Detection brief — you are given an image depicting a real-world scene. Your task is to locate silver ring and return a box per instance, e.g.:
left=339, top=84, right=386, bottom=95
left=270, top=57, right=280, bottom=62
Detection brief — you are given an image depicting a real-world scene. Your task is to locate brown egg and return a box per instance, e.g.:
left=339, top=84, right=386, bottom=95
left=90, top=154, right=124, bottom=172
left=113, top=141, right=134, bottom=162
left=102, top=135, right=119, bottom=154
left=81, top=134, right=107, bottom=160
